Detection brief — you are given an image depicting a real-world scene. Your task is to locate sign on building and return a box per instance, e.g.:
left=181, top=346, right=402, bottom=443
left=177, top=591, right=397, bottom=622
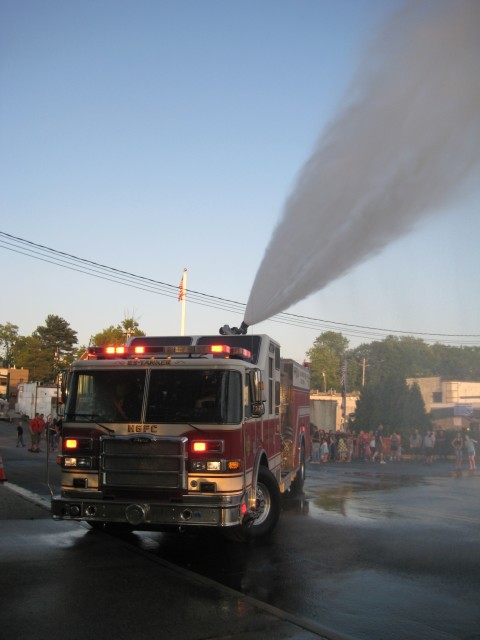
left=454, top=404, right=473, bottom=416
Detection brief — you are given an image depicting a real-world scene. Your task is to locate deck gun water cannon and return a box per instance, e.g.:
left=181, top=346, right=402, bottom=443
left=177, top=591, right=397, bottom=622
left=219, top=321, right=249, bottom=335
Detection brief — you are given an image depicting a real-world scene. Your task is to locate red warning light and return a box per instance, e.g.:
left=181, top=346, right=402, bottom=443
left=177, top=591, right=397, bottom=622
left=210, top=345, right=229, bottom=354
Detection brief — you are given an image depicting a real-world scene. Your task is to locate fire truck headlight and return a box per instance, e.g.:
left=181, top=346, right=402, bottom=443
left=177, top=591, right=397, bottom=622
left=63, top=456, right=92, bottom=468
left=190, top=459, right=241, bottom=472
left=76, top=457, right=92, bottom=469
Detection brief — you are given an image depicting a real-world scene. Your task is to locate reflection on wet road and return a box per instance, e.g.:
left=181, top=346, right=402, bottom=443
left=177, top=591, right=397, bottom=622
left=306, top=470, right=427, bottom=520
left=305, top=465, right=480, bottom=527
left=125, top=461, right=480, bottom=640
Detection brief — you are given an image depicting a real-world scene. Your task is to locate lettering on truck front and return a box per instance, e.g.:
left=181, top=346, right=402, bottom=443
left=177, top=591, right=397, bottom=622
left=127, top=424, right=161, bottom=433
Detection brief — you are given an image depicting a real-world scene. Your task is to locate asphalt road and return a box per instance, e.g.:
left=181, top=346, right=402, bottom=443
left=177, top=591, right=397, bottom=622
left=1, top=420, right=480, bottom=639
left=130, top=460, right=480, bottom=639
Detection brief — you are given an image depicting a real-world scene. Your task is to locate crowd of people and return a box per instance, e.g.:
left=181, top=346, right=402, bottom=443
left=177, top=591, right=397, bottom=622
left=310, top=424, right=477, bottom=470
left=16, top=413, right=62, bottom=453
left=10, top=413, right=479, bottom=473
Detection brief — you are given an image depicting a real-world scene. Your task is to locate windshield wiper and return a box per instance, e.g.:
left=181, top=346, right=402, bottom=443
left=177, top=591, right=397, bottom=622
left=66, top=413, right=115, bottom=435
left=187, top=423, right=203, bottom=432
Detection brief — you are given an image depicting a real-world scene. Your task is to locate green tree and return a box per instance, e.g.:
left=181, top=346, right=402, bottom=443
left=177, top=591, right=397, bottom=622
left=308, top=333, right=480, bottom=389
left=10, top=315, right=81, bottom=382
left=91, top=317, right=145, bottom=347
left=75, top=345, right=88, bottom=359
left=350, top=337, right=480, bottom=384
left=351, top=336, right=440, bottom=387
left=121, top=316, right=143, bottom=340
left=91, top=325, right=125, bottom=346
left=431, top=343, right=480, bottom=380
left=353, top=383, right=379, bottom=431
left=0, top=322, right=19, bottom=367
left=405, top=382, right=432, bottom=431
left=13, top=335, right=52, bottom=383
left=354, top=375, right=430, bottom=439
left=307, top=331, right=349, bottom=391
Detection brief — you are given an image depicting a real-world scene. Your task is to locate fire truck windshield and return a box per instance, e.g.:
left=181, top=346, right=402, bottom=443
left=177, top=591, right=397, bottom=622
left=66, top=369, right=242, bottom=424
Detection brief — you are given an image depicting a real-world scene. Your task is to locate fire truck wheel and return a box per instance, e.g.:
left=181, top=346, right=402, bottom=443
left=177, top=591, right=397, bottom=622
left=253, top=466, right=281, bottom=534
left=290, top=443, right=306, bottom=494
left=223, top=466, right=280, bottom=542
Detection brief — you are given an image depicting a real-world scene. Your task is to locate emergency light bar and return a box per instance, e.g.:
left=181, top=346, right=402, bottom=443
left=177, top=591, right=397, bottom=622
left=85, top=343, right=252, bottom=361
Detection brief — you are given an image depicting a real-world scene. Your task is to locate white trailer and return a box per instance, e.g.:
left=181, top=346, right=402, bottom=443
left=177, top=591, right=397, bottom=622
left=16, top=383, right=59, bottom=419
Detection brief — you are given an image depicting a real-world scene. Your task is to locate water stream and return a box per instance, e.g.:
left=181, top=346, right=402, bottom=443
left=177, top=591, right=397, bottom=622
left=244, top=0, right=480, bottom=327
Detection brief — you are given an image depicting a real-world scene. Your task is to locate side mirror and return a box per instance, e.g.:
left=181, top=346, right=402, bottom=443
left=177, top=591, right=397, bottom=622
left=249, top=369, right=265, bottom=417
left=251, top=401, right=265, bottom=418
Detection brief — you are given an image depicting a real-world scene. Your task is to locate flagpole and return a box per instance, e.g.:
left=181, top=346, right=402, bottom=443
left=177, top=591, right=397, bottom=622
left=341, top=360, right=347, bottom=428
left=180, top=268, right=187, bottom=336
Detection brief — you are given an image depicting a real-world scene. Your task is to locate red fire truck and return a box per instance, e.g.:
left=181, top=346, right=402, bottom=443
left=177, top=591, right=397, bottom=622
left=51, top=331, right=310, bottom=540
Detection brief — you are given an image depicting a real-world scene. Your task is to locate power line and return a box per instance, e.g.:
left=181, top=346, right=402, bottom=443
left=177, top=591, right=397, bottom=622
left=0, top=232, right=244, bottom=315
left=1, top=230, right=479, bottom=346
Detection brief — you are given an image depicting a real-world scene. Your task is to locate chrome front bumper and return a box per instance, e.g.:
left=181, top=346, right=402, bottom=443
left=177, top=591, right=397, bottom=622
left=51, top=494, right=244, bottom=528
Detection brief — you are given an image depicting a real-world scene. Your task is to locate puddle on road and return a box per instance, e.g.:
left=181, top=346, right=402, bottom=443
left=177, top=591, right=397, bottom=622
left=283, top=471, right=428, bottom=522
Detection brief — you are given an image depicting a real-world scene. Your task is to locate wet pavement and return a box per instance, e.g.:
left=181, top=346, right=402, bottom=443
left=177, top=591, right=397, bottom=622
left=1, top=419, right=480, bottom=639
left=0, top=481, right=336, bottom=640
left=125, top=460, right=480, bottom=639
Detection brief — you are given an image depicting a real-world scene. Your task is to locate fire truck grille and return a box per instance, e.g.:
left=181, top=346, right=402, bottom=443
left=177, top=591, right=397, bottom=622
left=101, top=436, right=188, bottom=490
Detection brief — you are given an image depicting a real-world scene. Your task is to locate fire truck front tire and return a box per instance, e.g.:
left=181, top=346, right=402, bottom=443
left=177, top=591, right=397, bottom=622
left=224, top=466, right=281, bottom=542
left=290, top=442, right=306, bottom=494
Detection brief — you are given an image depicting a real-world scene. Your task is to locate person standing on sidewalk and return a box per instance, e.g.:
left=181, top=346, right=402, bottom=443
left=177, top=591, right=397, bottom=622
left=16, top=421, right=26, bottom=447
left=372, top=424, right=386, bottom=464
left=320, top=437, right=329, bottom=463
left=409, top=429, right=423, bottom=461
left=49, top=418, right=59, bottom=452
left=36, top=413, right=45, bottom=452
left=451, top=432, right=464, bottom=471
left=311, top=426, right=320, bottom=463
left=390, top=430, right=401, bottom=462
left=464, top=434, right=477, bottom=471
left=29, top=413, right=45, bottom=453
left=28, top=413, right=39, bottom=452
left=423, top=430, right=436, bottom=465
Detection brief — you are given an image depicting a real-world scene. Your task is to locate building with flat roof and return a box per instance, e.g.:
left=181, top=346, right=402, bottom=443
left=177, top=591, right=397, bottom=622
left=407, top=376, right=480, bottom=431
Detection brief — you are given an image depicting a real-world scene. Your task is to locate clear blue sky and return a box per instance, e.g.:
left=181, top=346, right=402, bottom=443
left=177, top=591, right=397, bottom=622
left=1, top=0, right=479, bottom=363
